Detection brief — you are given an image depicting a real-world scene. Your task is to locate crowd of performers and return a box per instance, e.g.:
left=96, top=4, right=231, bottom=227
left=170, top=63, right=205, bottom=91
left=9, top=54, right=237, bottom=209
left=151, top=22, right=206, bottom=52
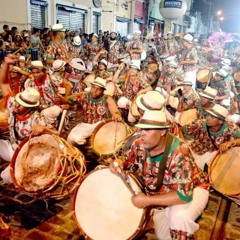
left=0, top=23, right=240, bottom=240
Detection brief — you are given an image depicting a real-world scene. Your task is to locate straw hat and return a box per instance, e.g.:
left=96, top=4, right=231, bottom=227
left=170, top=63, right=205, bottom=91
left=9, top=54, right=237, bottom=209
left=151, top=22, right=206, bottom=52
left=199, top=86, right=217, bottom=100
left=51, top=60, right=66, bottom=72
left=134, top=30, right=142, bottom=35
left=166, top=60, right=178, bottom=68
left=183, top=34, right=193, bottom=44
left=182, top=80, right=193, bottom=86
left=129, top=60, right=140, bottom=70
left=19, top=56, right=25, bottom=62
left=29, top=60, right=44, bottom=70
left=135, top=110, right=171, bottom=129
left=221, top=58, right=231, bottom=66
left=167, top=31, right=173, bottom=35
left=216, top=69, right=228, bottom=78
left=51, top=23, right=65, bottom=32
left=100, top=59, right=108, bottom=68
left=15, top=87, right=40, bottom=108
left=206, top=104, right=228, bottom=121
left=136, top=91, right=165, bottom=111
left=91, top=77, right=107, bottom=90
left=73, top=36, right=81, bottom=46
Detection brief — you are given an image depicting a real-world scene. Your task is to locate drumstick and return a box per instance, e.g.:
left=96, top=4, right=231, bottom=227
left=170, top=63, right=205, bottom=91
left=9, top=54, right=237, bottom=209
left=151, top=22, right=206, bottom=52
left=12, top=48, right=22, bottom=55
left=113, top=161, right=136, bottom=196
left=57, top=109, right=68, bottom=135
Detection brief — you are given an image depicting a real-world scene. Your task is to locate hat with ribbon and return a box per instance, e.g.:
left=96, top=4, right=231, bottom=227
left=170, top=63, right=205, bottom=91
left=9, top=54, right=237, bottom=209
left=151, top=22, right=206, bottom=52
left=29, top=60, right=45, bottom=70
left=91, top=77, right=107, bottom=90
left=136, top=91, right=165, bottom=111
left=51, top=23, right=65, bottom=32
left=199, top=86, right=217, bottom=100
left=51, top=60, right=66, bottom=72
left=206, top=104, right=228, bottom=121
left=73, top=36, right=81, bottom=46
left=135, top=110, right=171, bottom=129
left=15, top=87, right=40, bottom=107
left=183, top=33, right=193, bottom=44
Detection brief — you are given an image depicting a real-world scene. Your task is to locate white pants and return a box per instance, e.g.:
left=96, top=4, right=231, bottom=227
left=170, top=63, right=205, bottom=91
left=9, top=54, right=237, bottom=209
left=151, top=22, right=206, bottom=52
left=153, top=187, right=209, bottom=240
left=0, top=140, right=14, bottom=184
left=67, top=121, right=101, bottom=146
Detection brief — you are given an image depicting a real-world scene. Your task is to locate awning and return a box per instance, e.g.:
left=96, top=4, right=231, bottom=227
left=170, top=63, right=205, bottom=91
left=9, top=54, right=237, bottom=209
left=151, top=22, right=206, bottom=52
left=134, top=18, right=144, bottom=24
left=57, top=5, right=87, bottom=13
left=116, top=17, right=131, bottom=23
left=30, top=0, right=48, bottom=7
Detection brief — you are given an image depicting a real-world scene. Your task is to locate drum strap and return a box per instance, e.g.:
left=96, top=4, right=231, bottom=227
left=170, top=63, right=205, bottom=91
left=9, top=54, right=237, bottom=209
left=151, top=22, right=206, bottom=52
left=155, top=133, right=175, bottom=191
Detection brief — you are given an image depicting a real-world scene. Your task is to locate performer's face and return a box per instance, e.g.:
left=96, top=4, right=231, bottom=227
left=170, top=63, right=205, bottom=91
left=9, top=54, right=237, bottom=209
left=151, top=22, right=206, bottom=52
left=31, top=69, right=44, bottom=81
left=14, top=102, right=30, bottom=115
left=138, top=128, right=166, bottom=151
left=206, top=114, right=222, bottom=127
left=200, top=96, right=212, bottom=106
left=90, top=85, right=104, bottom=99
left=166, top=65, right=175, bottom=74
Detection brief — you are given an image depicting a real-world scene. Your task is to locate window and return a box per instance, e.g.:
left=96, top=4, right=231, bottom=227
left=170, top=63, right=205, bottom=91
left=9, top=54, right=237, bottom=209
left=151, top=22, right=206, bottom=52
left=56, top=5, right=86, bottom=32
left=30, top=0, right=48, bottom=29
left=93, top=13, right=100, bottom=34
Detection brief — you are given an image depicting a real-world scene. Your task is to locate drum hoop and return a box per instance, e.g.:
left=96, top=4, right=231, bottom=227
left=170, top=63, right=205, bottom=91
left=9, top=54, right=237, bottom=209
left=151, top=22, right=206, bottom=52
left=130, top=97, right=141, bottom=117
left=208, top=147, right=240, bottom=197
left=10, top=135, right=65, bottom=194
left=72, top=167, right=149, bottom=240
left=90, top=119, right=129, bottom=157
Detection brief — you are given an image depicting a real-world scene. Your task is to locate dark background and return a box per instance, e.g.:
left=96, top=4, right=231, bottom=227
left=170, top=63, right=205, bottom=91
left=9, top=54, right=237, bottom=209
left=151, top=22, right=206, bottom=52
left=192, top=0, right=240, bottom=33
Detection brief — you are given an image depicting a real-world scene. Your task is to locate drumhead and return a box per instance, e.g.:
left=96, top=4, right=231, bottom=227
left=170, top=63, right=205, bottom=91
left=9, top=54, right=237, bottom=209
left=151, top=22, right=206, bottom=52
left=197, top=69, right=212, bottom=83
left=178, top=109, right=198, bottom=126
left=209, top=147, right=240, bottom=196
left=74, top=168, right=144, bottom=240
left=90, top=120, right=129, bottom=156
left=11, top=134, right=62, bottom=192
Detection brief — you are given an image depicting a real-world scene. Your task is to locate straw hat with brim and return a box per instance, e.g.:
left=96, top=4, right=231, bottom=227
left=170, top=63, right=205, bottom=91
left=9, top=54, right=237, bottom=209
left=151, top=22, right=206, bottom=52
left=167, top=31, right=173, bottom=35
left=199, top=86, right=217, bottom=100
left=100, top=59, right=108, bottom=68
left=129, top=60, right=140, bottom=70
left=206, top=104, right=228, bottom=121
left=134, top=30, right=142, bottom=35
left=73, top=36, right=81, bottom=46
left=69, top=61, right=86, bottom=71
left=135, top=110, right=171, bottom=129
left=15, top=87, right=40, bottom=108
left=29, top=60, right=45, bottom=70
left=168, top=96, right=179, bottom=109
left=182, top=80, right=193, bottom=86
left=19, top=56, right=25, bottom=62
left=221, top=59, right=231, bottom=66
left=166, top=61, right=178, bottom=68
left=91, top=77, right=107, bottom=90
left=51, top=60, right=66, bottom=72
left=216, top=69, right=228, bottom=78
left=51, top=23, right=65, bottom=32
left=183, top=34, right=193, bottom=44
left=136, top=91, right=165, bottom=111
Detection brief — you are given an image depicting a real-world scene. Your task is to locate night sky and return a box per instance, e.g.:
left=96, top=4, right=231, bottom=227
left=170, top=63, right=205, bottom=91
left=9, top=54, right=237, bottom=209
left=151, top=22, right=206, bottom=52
left=192, top=0, right=240, bottom=33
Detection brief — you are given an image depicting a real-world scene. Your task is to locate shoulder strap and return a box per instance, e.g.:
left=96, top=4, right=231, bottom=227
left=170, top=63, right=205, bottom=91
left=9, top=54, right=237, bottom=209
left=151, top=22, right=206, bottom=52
left=155, top=132, right=175, bottom=190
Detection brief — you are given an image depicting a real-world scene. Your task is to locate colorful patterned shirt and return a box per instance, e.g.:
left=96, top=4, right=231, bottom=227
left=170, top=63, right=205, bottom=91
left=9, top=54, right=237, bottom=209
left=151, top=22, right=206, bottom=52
left=183, top=119, right=240, bottom=155
left=69, top=92, right=110, bottom=124
left=45, top=40, right=69, bottom=61
left=182, top=47, right=198, bottom=72
left=108, top=40, right=124, bottom=64
left=5, top=94, right=49, bottom=150
left=125, top=137, right=209, bottom=200
left=127, top=40, right=143, bottom=60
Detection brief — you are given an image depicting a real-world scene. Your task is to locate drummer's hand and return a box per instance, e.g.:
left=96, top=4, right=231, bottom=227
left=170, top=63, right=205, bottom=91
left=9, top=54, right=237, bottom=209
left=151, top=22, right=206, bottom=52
left=4, top=54, right=18, bottom=64
left=112, top=112, right=122, bottom=122
left=31, top=125, right=46, bottom=136
left=219, top=141, right=235, bottom=152
left=108, top=158, right=124, bottom=175
left=118, top=62, right=125, bottom=72
left=131, top=192, right=149, bottom=208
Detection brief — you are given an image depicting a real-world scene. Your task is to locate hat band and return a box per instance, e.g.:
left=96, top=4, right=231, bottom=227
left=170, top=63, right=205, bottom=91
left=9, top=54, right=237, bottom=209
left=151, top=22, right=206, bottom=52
left=202, top=91, right=216, bottom=98
left=19, top=94, right=38, bottom=105
left=140, top=119, right=170, bottom=127
left=54, top=62, right=65, bottom=71
left=92, top=82, right=105, bottom=88
left=140, top=98, right=161, bottom=110
left=209, top=109, right=226, bottom=120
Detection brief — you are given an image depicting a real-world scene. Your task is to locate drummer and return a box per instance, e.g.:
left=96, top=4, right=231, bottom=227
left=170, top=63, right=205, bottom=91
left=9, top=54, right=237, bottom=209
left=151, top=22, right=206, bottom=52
left=164, top=31, right=180, bottom=56
left=196, top=86, right=217, bottom=119
left=110, top=109, right=209, bottom=240
left=0, top=54, right=57, bottom=184
left=59, top=77, right=122, bottom=146
left=182, top=104, right=240, bottom=169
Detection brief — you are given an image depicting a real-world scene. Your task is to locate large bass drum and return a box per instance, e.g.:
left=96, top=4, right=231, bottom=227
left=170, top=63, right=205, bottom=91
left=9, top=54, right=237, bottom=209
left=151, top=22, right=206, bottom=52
left=73, top=167, right=149, bottom=240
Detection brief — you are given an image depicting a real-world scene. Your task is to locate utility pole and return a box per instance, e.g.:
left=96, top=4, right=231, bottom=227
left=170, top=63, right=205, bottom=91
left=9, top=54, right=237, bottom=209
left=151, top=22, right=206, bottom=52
left=143, top=0, right=150, bottom=36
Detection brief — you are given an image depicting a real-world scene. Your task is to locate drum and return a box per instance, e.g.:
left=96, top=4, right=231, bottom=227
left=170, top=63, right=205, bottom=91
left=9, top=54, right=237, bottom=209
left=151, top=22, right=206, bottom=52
left=178, top=109, right=198, bottom=126
left=233, top=71, right=240, bottom=82
left=73, top=167, right=148, bottom=240
left=209, top=147, right=240, bottom=204
left=0, top=99, right=9, bottom=139
left=10, top=134, right=86, bottom=199
left=83, top=74, right=95, bottom=88
left=130, top=97, right=141, bottom=119
left=90, top=120, right=132, bottom=158
left=196, top=69, right=213, bottom=90
left=104, top=81, right=116, bottom=97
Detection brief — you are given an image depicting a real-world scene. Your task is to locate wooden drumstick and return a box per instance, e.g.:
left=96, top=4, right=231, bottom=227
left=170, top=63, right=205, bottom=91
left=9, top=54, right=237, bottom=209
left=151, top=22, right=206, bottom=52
left=113, top=161, right=136, bottom=196
left=57, top=109, right=68, bottom=135
left=12, top=48, right=22, bottom=55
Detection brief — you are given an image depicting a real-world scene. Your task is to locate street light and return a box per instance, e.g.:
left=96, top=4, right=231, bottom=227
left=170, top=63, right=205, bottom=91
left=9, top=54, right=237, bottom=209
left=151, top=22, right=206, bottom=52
left=219, top=16, right=224, bottom=21
left=217, top=10, right=222, bottom=16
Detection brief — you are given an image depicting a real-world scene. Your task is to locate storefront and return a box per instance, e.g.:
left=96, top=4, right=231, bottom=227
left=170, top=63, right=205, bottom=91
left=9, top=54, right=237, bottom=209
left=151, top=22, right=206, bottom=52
left=30, top=0, right=48, bottom=29
left=116, top=17, right=130, bottom=36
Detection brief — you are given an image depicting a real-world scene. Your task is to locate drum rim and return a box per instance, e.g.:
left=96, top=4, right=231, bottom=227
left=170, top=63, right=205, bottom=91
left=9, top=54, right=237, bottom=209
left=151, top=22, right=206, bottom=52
left=90, top=119, right=129, bottom=157
left=72, top=167, right=149, bottom=240
left=10, top=134, right=64, bottom=193
left=208, top=147, right=240, bottom=197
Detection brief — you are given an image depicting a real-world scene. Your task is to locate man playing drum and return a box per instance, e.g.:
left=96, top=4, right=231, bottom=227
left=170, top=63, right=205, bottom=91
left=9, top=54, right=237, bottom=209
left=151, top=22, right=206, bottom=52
left=110, top=109, right=209, bottom=240
left=59, top=77, right=122, bottom=145
left=0, top=54, right=57, bottom=184
left=182, top=104, right=240, bottom=169
left=164, top=31, right=180, bottom=56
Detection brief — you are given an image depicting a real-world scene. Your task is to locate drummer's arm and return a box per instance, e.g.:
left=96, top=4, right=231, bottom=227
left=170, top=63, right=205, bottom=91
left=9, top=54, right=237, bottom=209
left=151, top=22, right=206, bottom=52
left=129, top=45, right=143, bottom=55
left=106, top=96, right=122, bottom=121
left=31, top=125, right=58, bottom=136
left=219, top=136, right=240, bottom=152
left=0, top=55, right=17, bottom=97
left=215, top=93, right=230, bottom=101
left=112, top=63, right=125, bottom=84
left=137, top=86, right=152, bottom=97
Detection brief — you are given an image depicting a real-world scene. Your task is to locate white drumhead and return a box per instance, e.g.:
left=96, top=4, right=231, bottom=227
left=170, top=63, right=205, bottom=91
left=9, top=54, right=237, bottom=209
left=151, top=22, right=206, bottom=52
left=74, top=168, right=144, bottom=240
